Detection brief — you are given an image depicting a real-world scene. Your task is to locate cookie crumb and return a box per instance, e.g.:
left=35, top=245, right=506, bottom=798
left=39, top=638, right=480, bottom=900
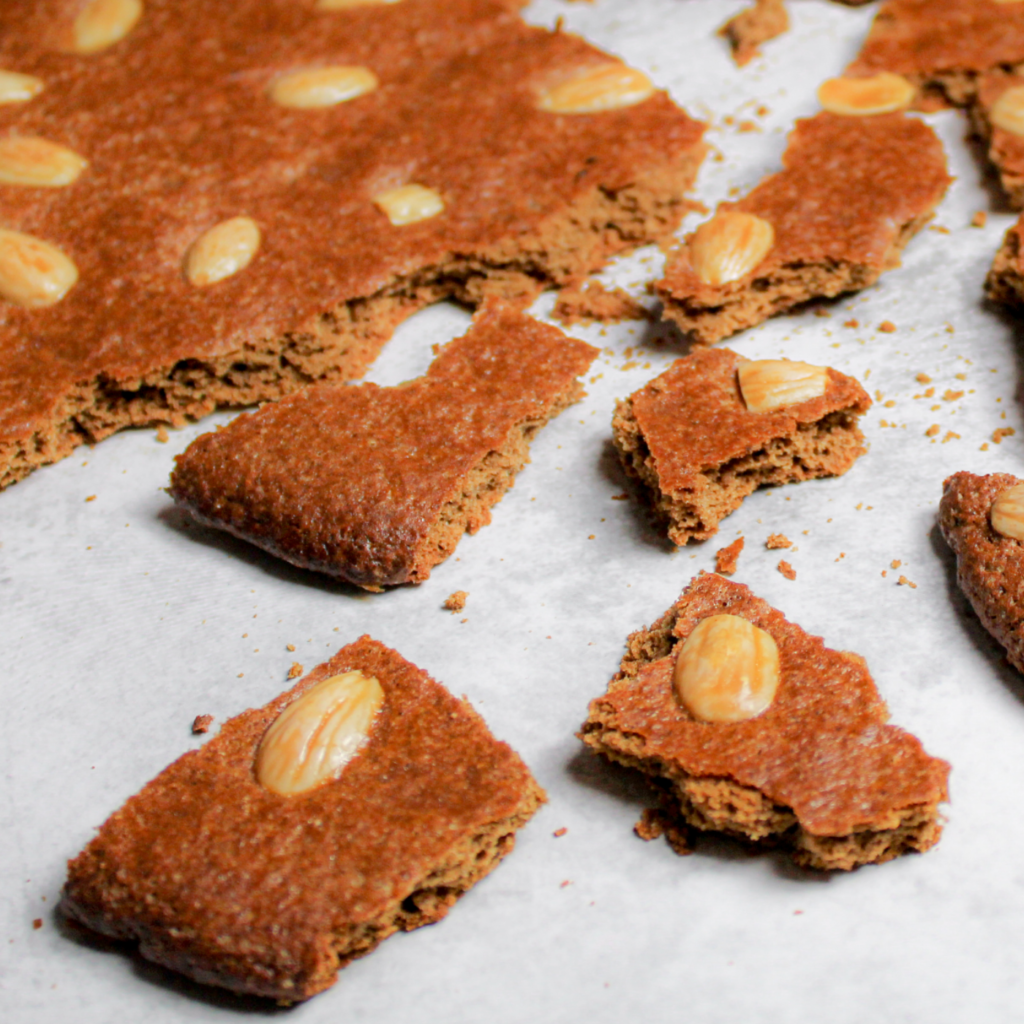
left=877, top=320, right=897, bottom=333
left=777, top=559, right=796, bottom=580
left=85, top=494, right=96, bottom=502
left=942, top=389, right=964, bottom=402
left=191, top=714, right=213, bottom=735
left=925, top=424, right=940, bottom=438
left=813, top=307, right=830, bottom=318
left=32, top=919, right=42, bottom=930
left=916, top=372, right=932, bottom=384
left=942, top=430, right=961, bottom=443
left=286, top=644, right=296, bottom=652
left=553, top=280, right=649, bottom=327
left=897, top=575, right=918, bottom=589
left=843, top=318, right=859, bottom=328
left=444, top=590, right=468, bottom=613
left=971, top=210, right=988, bottom=228
left=993, top=427, right=1016, bottom=444
left=634, top=808, right=693, bottom=855
left=560, top=880, right=572, bottom=888
left=287, top=662, right=304, bottom=679
left=611, top=491, right=629, bottom=500
left=156, top=425, right=169, bottom=443
left=715, top=536, right=744, bottom=575
left=635, top=807, right=665, bottom=841
left=718, top=0, right=789, bottom=67
left=766, top=533, right=791, bottom=549
left=553, top=827, right=568, bottom=838
left=891, top=559, right=902, bottom=569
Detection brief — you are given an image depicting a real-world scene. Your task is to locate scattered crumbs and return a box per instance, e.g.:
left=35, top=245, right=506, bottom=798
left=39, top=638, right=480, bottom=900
left=242, top=633, right=248, bottom=638
left=843, top=318, right=859, bottom=328
left=756, top=104, right=770, bottom=117
left=930, top=404, right=941, bottom=411
left=856, top=502, right=863, bottom=510
left=972, top=210, right=988, bottom=228
left=288, top=662, right=304, bottom=679
left=930, top=224, right=951, bottom=234
left=881, top=570, right=888, bottom=578
left=460, top=618, right=468, bottom=624
left=897, top=575, right=918, bottom=589
left=835, top=552, right=846, bottom=562
left=945, top=323, right=955, bottom=334
left=191, top=714, right=213, bottom=735
left=766, top=533, right=791, bottom=549
left=981, top=442, right=990, bottom=451
left=737, top=119, right=759, bottom=133
left=877, top=320, right=897, bottom=333
left=955, top=372, right=967, bottom=381
left=588, top=533, right=596, bottom=540
left=922, top=387, right=935, bottom=398
left=85, top=494, right=96, bottom=502
left=553, top=827, right=568, bottom=838
left=925, top=424, right=940, bottom=438
left=942, top=389, right=964, bottom=401
left=942, top=430, right=961, bottom=443
left=444, top=590, right=468, bottom=613
left=777, top=560, right=796, bottom=580
left=156, top=425, right=169, bottom=443
left=993, top=427, right=1016, bottom=444
left=560, top=880, right=572, bottom=889
left=237, top=673, right=244, bottom=678
left=874, top=389, right=884, bottom=402
left=891, top=559, right=902, bottom=569
left=883, top=399, right=896, bottom=408
left=286, top=643, right=296, bottom=652
left=715, top=536, right=744, bottom=575
left=32, top=919, right=42, bottom=931
left=916, top=372, right=932, bottom=384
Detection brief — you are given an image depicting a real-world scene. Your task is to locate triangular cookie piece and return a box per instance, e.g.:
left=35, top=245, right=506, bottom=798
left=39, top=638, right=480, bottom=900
left=940, top=471, right=1024, bottom=672
left=61, top=637, right=545, bottom=1002
left=170, top=303, right=597, bottom=588
left=580, top=573, right=950, bottom=870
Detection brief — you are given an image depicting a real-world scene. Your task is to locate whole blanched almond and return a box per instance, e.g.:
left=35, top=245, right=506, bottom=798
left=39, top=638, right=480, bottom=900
left=184, top=216, right=261, bottom=287
left=0, top=229, right=78, bottom=308
left=991, top=482, right=1024, bottom=541
left=989, top=85, right=1024, bottom=138
left=73, top=0, right=143, bottom=55
left=738, top=359, right=829, bottom=413
left=255, top=670, right=385, bottom=796
left=0, top=71, right=44, bottom=105
left=673, top=614, right=780, bottom=724
left=817, top=73, right=914, bottom=116
left=689, top=211, right=774, bottom=287
left=373, top=183, right=445, bottom=225
left=269, top=66, right=379, bottom=109
left=0, top=137, right=88, bottom=188
left=538, top=63, right=655, bottom=114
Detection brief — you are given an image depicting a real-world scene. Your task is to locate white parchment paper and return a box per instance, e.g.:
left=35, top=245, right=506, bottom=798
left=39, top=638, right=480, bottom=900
left=5, top=2, right=1024, bottom=1021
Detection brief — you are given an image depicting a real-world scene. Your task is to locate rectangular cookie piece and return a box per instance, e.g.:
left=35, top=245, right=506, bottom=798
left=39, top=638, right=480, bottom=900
left=170, top=302, right=598, bottom=588
left=579, top=573, right=950, bottom=871
left=656, top=111, right=948, bottom=344
left=60, top=636, right=545, bottom=1002
left=0, top=0, right=707, bottom=490
left=611, top=347, right=870, bottom=545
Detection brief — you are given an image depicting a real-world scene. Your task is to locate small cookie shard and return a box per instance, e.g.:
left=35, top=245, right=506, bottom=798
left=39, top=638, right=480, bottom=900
left=0, top=0, right=707, bottom=490
left=60, top=636, right=545, bottom=1002
left=718, top=0, right=789, bottom=68
left=985, top=212, right=1024, bottom=306
left=170, top=303, right=598, bottom=588
left=611, top=347, right=870, bottom=545
left=657, top=112, right=949, bottom=344
left=939, top=471, right=1024, bottom=673
left=579, top=573, right=950, bottom=871
left=850, top=0, right=1024, bottom=110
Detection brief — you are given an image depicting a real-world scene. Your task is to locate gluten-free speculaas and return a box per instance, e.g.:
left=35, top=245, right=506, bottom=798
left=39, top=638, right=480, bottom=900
left=939, top=471, right=1024, bottom=673
left=579, top=572, right=950, bottom=871
left=170, top=302, right=598, bottom=589
left=0, top=0, right=706, bottom=490
left=60, top=636, right=545, bottom=1002
left=611, top=346, right=871, bottom=545
left=656, top=111, right=949, bottom=345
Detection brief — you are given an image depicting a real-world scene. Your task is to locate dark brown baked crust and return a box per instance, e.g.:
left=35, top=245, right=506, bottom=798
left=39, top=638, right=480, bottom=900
left=0, top=0, right=706, bottom=490
left=657, top=112, right=949, bottom=344
left=939, top=471, right=1024, bottom=673
left=580, top=573, right=950, bottom=871
left=986, top=213, right=1024, bottom=307
left=60, top=636, right=545, bottom=1002
left=611, top=347, right=871, bottom=545
left=850, top=0, right=1024, bottom=109
left=170, top=302, right=597, bottom=588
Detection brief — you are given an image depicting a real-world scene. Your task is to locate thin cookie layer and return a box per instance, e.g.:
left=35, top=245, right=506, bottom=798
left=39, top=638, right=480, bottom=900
left=939, top=470, right=1024, bottom=672
left=580, top=573, right=950, bottom=871
left=611, top=347, right=870, bottom=545
left=170, top=303, right=598, bottom=588
left=0, top=0, right=706, bottom=489
left=61, top=637, right=545, bottom=1002
left=657, top=112, right=948, bottom=344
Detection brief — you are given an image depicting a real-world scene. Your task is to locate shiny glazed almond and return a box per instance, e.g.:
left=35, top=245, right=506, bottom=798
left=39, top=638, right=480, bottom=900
left=538, top=63, right=654, bottom=114
left=689, top=211, right=774, bottom=287
left=738, top=359, right=829, bottom=413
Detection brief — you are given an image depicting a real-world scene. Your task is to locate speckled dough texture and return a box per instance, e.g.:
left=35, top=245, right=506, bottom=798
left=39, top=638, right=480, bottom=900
left=939, top=471, right=1024, bottom=673
left=580, top=573, right=950, bottom=871
left=986, top=213, right=1024, bottom=306
left=170, top=303, right=598, bottom=588
left=60, top=636, right=546, bottom=1003
left=657, top=112, right=949, bottom=344
left=850, top=0, right=1024, bottom=109
left=0, top=0, right=706, bottom=490
left=611, top=347, right=871, bottom=545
